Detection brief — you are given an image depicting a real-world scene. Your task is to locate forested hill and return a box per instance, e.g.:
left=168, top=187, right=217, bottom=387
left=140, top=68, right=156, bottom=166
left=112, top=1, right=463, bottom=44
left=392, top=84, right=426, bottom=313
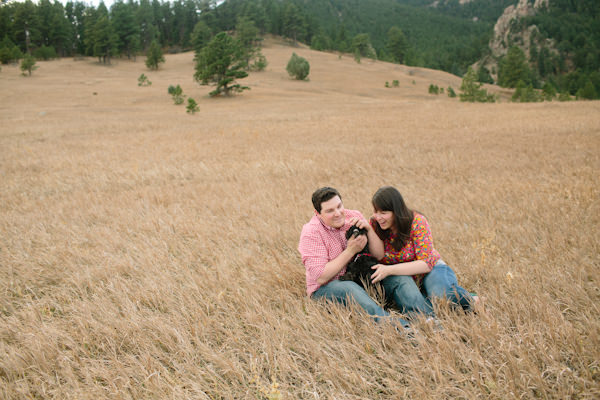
left=0, top=0, right=598, bottom=98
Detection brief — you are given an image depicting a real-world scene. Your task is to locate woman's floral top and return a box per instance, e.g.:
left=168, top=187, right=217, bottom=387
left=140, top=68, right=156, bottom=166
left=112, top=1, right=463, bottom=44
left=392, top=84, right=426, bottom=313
left=370, top=212, right=441, bottom=287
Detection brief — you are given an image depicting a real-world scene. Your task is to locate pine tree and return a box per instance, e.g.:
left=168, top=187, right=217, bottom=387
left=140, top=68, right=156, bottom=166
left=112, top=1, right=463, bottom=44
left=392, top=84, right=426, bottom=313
left=386, top=26, right=408, bottom=64
left=460, top=67, right=496, bottom=102
left=194, top=32, right=249, bottom=97
left=498, top=46, right=532, bottom=88
left=145, top=40, right=164, bottom=70
left=20, top=54, right=37, bottom=76
left=93, top=16, right=118, bottom=64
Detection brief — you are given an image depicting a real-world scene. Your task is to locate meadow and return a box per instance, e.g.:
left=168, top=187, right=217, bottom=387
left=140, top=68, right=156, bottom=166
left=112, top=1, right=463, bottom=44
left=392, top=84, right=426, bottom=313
left=1, top=37, right=599, bottom=399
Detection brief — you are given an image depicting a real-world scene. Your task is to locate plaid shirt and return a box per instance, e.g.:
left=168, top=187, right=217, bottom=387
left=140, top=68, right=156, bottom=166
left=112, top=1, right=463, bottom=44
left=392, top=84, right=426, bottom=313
left=298, top=209, right=364, bottom=296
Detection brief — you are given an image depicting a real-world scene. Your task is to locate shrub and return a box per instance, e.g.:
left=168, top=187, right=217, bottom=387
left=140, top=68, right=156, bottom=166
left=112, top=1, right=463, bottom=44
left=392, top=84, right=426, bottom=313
left=385, top=81, right=390, bottom=88
left=251, top=53, right=267, bottom=71
left=186, top=98, right=199, bottom=114
left=428, top=84, right=440, bottom=95
left=33, top=45, right=57, bottom=61
left=0, top=37, right=22, bottom=64
left=447, top=86, right=457, bottom=98
left=558, top=91, right=572, bottom=102
left=168, top=84, right=185, bottom=105
left=286, top=53, right=310, bottom=80
left=512, top=80, right=541, bottom=102
left=138, top=74, right=152, bottom=86
left=392, top=80, right=399, bottom=88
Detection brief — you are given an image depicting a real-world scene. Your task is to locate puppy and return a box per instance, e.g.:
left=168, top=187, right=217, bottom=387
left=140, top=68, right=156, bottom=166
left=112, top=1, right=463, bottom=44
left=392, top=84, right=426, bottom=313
left=338, top=225, right=380, bottom=287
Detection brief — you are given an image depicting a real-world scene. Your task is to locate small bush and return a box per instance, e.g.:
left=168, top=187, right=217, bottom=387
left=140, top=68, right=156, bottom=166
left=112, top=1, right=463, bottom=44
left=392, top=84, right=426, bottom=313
left=251, top=53, right=268, bottom=71
left=0, top=37, right=23, bottom=64
left=138, top=74, right=152, bottom=86
left=558, top=91, right=572, bottom=102
left=286, top=53, right=310, bottom=80
left=186, top=98, right=199, bottom=114
left=33, top=45, right=57, bottom=61
left=447, top=86, right=457, bottom=98
left=512, top=80, right=541, bottom=102
left=168, top=84, right=185, bottom=105
left=385, top=81, right=390, bottom=88
left=392, top=80, right=399, bottom=88
left=428, top=84, right=440, bottom=95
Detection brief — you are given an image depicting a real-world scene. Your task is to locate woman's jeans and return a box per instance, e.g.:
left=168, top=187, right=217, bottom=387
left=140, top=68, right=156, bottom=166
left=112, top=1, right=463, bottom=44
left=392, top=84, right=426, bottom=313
left=312, top=279, right=411, bottom=328
left=381, top=260, right=473, bottom=318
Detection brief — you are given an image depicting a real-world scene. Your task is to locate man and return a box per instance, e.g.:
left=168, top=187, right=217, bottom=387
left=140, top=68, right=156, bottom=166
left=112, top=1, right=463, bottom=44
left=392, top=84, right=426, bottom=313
left=298, top=187, right=410, bottom=327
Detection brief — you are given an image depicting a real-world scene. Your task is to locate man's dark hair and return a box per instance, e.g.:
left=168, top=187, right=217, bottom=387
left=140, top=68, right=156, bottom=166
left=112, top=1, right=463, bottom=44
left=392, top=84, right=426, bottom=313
left=311, top=187, right=341, bottom=213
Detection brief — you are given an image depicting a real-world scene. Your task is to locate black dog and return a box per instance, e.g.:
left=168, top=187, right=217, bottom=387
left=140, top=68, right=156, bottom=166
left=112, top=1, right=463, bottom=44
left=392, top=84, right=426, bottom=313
left=339, top=225, right=380, bottom=287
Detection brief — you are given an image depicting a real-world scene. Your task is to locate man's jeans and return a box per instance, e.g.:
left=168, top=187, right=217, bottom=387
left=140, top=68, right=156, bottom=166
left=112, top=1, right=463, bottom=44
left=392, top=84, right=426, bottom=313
left=381, top=260, right=474, bottom=318
left=312, top=279, right=410, bottom=327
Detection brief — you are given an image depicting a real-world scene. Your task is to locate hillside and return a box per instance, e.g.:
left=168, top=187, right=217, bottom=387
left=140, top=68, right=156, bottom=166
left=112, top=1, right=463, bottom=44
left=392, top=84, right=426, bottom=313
left=1, top=40, right=599, bottom=398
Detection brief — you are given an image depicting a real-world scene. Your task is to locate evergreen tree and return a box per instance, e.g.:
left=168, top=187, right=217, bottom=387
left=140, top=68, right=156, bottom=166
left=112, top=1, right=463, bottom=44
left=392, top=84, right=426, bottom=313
left=111, top=1, right=140, bottom=59
left=352, top=33, right=376, bottom=61
left=282, top=2, right=305, bottom=45
left=12, top=0, right=41, bottom=53
left=576, top=79, right=598, bottom=100
left=386, top=26, right=409, bottom=64
left=498, top=46, right=532, bottom=88
left=92, top=15, right=118, bottom=64
left=137, top=0, right=158, bottom=51
left=191, top=20, right=212, bottom=53
left=236, top=16, right=260, bottom=69
left=194, top=32, right=249, bottom=97
left=145, top=39, right=164, bottom=70
left=460, top=67, right=496, bottom=102
left=0, top=36, right=23, bottom=64
left=20, top=53, right=37, bottom=75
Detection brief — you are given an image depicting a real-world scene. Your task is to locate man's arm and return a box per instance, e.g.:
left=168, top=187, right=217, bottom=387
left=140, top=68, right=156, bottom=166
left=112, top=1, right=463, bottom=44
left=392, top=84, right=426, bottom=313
left=316, top=234, right=367, bottom=285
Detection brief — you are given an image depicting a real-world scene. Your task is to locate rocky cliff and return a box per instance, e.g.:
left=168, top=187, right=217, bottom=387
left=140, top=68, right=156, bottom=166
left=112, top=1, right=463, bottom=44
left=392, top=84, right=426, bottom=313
left=476, top=0, right=555, bottom=82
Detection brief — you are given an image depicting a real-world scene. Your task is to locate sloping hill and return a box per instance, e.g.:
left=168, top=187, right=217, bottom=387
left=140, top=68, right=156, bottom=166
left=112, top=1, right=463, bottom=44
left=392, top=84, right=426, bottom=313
left=0, top=38, right=599, bottom=399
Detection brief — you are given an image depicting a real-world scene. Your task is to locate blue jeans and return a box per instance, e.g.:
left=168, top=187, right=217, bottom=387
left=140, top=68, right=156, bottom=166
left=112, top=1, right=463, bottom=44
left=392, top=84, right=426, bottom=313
left=312, top=279, right=411, bottom=328
left=381, top=261, right=474, bottom=318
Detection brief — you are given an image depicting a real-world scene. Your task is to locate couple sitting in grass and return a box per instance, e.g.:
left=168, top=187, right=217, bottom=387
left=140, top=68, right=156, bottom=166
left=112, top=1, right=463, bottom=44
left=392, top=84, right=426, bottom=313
left=298, top=186, right=479, bottom=332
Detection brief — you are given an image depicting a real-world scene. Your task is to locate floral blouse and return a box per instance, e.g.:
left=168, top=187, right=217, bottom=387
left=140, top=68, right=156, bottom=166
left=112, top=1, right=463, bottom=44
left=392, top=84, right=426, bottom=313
left=370, top=212, right=441, bottom=287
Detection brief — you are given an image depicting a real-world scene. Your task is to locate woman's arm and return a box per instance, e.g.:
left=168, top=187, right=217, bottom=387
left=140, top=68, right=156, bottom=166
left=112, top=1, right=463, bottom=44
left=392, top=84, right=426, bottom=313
left=370, top=260, right=430, bottom=283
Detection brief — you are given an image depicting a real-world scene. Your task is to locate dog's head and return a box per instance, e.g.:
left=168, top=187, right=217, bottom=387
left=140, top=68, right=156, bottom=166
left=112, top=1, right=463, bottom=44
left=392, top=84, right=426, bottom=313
left=345, top=224, right=367, bottom=240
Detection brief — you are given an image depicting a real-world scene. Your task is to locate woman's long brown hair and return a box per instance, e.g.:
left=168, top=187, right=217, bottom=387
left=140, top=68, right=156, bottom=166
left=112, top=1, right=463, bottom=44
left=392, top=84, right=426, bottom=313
left=372, top=186, right=415, bottom=251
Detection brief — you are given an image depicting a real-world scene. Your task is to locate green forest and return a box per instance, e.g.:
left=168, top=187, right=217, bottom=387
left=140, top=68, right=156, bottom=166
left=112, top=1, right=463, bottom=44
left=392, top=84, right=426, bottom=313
left=0, top=0, right=598, bottom=98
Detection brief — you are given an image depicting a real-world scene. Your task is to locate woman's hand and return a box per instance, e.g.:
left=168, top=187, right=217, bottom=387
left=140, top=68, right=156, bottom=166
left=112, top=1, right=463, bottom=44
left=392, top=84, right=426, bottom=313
left=348, top=216, right=371, bottom=231
left=370, top=264, right=392, bottom=283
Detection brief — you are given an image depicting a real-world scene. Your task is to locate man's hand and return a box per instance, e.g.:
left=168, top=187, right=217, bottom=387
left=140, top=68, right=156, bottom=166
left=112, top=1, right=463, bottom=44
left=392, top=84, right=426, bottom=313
left=346, top=233, right=367, bottom=255
left=370, top=264, right=392, bottom=283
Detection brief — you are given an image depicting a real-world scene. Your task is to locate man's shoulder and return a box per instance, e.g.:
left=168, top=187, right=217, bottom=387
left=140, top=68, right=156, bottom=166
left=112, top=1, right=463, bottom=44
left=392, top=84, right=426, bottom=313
left=300, top=215, right=322, bottom=237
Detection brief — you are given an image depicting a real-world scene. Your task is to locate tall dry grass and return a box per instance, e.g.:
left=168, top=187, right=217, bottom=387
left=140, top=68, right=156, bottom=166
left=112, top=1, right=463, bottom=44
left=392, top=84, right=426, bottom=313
left=1, top=37, right=599, bottom=399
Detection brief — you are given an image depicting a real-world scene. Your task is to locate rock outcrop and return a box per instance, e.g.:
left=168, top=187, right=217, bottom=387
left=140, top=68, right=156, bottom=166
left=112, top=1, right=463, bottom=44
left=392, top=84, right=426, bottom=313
left=476, top=0, right=554, bottom=82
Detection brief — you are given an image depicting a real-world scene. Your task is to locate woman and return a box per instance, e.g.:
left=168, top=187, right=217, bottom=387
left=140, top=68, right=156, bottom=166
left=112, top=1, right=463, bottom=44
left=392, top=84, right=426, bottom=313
left=367, top=186, right=478, bottom=318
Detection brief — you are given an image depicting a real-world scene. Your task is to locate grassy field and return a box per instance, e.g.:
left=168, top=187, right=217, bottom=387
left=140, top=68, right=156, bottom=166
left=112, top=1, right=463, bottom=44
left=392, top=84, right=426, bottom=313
left=1, top=37, right=599, bottom=399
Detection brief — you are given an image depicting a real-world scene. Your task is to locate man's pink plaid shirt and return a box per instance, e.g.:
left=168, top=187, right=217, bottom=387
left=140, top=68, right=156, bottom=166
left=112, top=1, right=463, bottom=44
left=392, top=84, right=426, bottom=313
left=298, top=209, right=364, bottom=296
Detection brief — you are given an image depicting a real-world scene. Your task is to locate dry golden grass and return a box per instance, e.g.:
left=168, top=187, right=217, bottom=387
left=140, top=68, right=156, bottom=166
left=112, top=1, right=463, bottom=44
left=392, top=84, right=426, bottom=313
left=1, top=37, right=599, bottom=399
